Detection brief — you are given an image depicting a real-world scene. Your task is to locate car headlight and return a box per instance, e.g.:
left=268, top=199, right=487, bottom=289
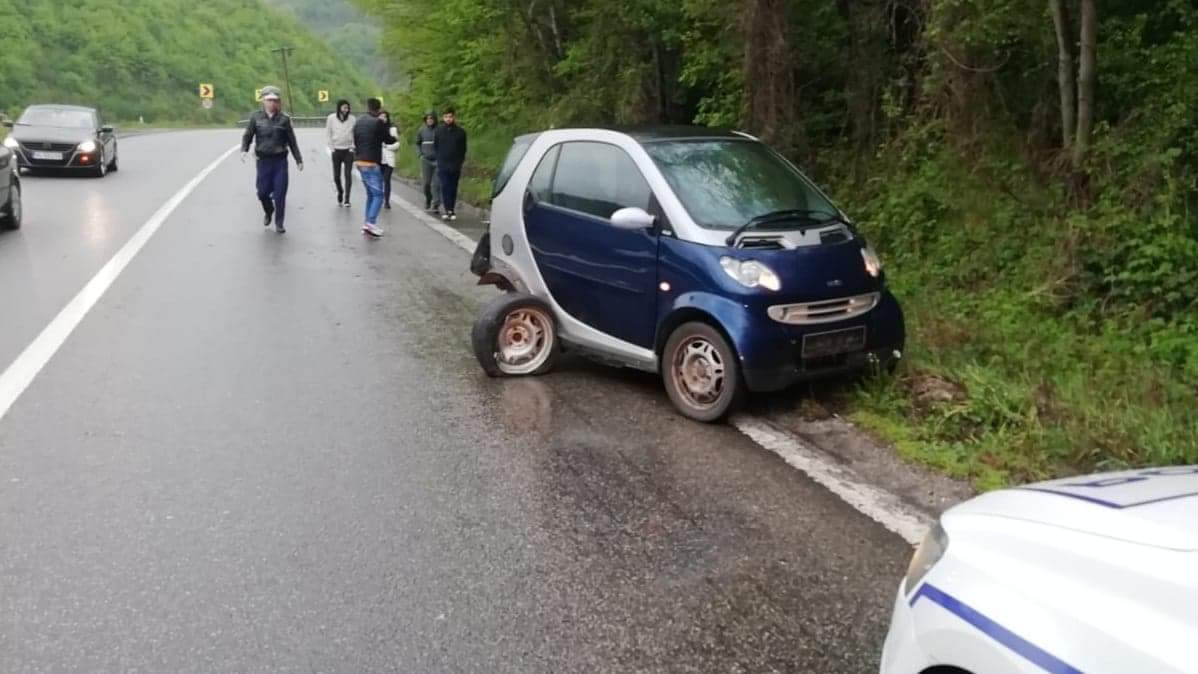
left=720, top=256, right=781, bottom=291
left=78, top=140, right=97, bottom=153
left=861, top=245, right=882, bottom=278
left=905, top=522, right=948, bottom=594
left=2, top=136, right=17, bottom=149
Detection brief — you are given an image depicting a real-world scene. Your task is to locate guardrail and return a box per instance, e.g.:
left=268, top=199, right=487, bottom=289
left=235, top=115, right=328, bottom=128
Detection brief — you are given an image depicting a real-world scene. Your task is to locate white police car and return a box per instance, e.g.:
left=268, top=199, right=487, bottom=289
left=882, top=466, right=1198, bottom=674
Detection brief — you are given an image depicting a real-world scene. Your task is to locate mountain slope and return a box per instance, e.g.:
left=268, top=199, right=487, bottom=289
left=0, top=0, right=377, bottom=123
left=263, top=0, right=394, bottom=88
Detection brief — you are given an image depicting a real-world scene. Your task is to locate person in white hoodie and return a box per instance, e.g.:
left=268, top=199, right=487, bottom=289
left=325, top=99, right=356, bottom=207
left=379, top=110, right=400, bottom=210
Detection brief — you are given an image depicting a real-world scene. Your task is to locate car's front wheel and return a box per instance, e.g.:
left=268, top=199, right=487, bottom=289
left=472, top=293, right=560, bottom=377
left=1, top=181, right=21, bottom=230
left=108, top=146, right=118, bottom=172
left=92, top=153, right=107, bottom=178
left=662, top=322, right=746, bottom=422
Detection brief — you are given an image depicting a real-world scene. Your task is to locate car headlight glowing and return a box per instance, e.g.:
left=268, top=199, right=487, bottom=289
left=2, top=136, right=17, bottom=149
left=905, top=522, right=948, bottom=594
left=78, top=140, right=97, bottom=153
left=861, top=245, right=882, bottom=278
left=720, top=256, right=781, bottom=291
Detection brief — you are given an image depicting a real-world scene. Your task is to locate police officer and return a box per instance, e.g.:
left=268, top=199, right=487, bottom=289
left=241, top=86, right=303, bottom=233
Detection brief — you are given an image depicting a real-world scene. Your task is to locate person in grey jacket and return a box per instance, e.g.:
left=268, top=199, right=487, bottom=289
left=325, top=99, right=355, bottom=207
left=414, top=110, right=440, bottom=214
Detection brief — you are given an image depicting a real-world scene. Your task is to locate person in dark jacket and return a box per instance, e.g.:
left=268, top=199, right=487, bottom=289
left=433, top=107, right=467, bottom=221
left=352, top=97, right=391, bottom=238
left=414, top=110, right=440, bottom=214
left=241, top=85, right=303, bottom=234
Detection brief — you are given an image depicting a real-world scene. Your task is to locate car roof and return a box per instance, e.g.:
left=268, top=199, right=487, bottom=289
left=515, top=126, right=754, bottom=145
left=24, top=104, right=96, bottom=113
left=619, top=126, right=752, bottom=143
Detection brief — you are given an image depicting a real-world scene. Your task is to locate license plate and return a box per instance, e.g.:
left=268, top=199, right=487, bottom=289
left=32, top=151, right=63, bottom=161
left=802, top=326, right=867, bottom=358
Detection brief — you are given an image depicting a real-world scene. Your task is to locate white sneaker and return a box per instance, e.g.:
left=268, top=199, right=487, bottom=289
left=363, top=224, right=383, bottom=238
left=441, top=213, right=450, bottom=221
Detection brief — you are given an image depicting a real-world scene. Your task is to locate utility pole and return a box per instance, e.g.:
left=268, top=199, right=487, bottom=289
left=272, top=46, right=296, bottom=113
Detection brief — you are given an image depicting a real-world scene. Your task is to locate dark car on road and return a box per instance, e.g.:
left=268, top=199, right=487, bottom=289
left=0, top=132, right=20, bottom=229
left=3, top=105, right=118, bottom=177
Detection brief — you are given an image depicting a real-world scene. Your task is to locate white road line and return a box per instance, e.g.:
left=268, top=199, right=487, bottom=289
left=393, top=197, right=479, bottom=253
left=399, top=191, right=932, bottom=546
left=731, top=416, right=931, bottom=545
left=0, top=144, right=239, bottom=422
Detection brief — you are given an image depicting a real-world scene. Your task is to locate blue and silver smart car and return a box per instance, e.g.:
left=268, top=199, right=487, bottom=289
left=470, top=127, right=904, bottom=421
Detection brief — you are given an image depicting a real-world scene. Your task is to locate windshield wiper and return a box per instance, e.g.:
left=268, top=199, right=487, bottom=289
left=725, top=209, right=845, bottom=246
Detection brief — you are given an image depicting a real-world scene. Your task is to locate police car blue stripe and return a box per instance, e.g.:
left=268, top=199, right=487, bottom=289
left=909, top=583, right=1083, bottom=674
left=1019, top=486, right=1198, bottom=509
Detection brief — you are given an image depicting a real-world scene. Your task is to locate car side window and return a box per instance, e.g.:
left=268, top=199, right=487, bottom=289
left=549, top=142, right=651, bottom=220
left=528, top=145, right=559, bottom=204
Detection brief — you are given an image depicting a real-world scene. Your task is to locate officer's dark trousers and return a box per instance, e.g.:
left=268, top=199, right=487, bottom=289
left=256, top=155, right=289, bottom=225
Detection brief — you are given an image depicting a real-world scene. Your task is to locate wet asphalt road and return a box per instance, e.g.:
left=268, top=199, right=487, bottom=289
left=0, top=130, right=912, bottom=673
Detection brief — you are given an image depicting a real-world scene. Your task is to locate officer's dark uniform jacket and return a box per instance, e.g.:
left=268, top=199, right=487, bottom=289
left=241, top=110, right=303, bottom=162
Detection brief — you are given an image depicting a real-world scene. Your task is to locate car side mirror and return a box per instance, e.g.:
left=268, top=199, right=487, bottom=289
left=101, top=126, right=113, bottom=134
left=610, top=207, right=656, bottom=230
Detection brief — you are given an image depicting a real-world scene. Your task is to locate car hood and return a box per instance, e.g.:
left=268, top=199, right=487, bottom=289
left=736, top=240, right=880, bottom=302
left=950, top=467, right=1198, bottom=550
left=11, top=126, right=95, bottom=144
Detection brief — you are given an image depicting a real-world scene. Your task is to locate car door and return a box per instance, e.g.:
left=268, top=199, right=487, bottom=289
left=0, top=146, right=11, bottom=203
left=523, top=141, right=660, bottom=349
left=95, top=112, right=114, bottom=156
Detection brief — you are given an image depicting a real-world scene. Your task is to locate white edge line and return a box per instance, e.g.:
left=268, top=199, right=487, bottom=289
left=0, top=144, right=240, bottom=422
left=731, top=416, right=931, bottom=546
left=393, top=197, right=478, bottom=253
left=397, top=186, right=932, bottom=546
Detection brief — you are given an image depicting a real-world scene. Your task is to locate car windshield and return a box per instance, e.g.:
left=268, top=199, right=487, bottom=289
left=492, top=134, right=537, bottom=198
left=18, top=108, right=94, bottom=129
left=643, top=139, right=838, bottom=230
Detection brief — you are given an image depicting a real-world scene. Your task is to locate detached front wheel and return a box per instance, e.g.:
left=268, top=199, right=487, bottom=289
left=662, top=322, right=746, bottom=422
left=472, top=293, right=560, bottom=377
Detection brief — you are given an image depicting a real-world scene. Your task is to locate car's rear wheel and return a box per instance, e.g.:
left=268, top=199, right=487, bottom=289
left=472, top=293, right=560, bottom=377
left=662, top=322, right=746, bottom=422
left=1, top=181, right=21, bottom=230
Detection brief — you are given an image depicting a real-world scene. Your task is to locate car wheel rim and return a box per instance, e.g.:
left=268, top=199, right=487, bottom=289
left=496, top=308, right=553, bottom=375
left=672, top=336, right=726, bottom=410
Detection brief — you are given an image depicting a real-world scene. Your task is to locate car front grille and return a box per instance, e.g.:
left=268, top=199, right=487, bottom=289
left=767, top=292, right=880, bottom=325
left=19, top=141, right=77, bottom=153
